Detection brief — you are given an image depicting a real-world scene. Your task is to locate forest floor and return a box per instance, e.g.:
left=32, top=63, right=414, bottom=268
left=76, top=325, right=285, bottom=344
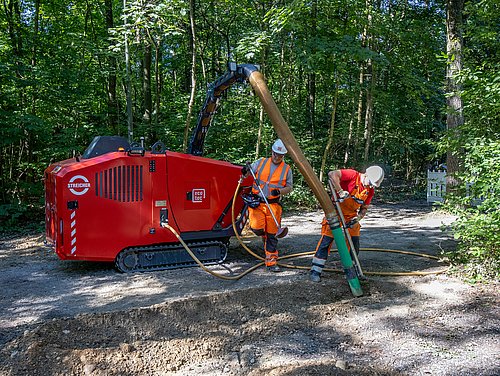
left=0, top=200, right=498, bottom=376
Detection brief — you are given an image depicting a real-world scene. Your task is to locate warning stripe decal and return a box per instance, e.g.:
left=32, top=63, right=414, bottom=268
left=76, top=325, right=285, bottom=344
left=70, top=211, right=77, bottom=255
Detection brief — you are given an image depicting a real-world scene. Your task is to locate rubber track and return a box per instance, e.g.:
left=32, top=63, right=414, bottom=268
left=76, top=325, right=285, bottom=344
left=115, top=240, right=228, bottom=273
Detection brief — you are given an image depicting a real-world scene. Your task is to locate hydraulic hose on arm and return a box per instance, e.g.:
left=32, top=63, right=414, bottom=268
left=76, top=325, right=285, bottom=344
left=245, top=68, right=363, bottom=297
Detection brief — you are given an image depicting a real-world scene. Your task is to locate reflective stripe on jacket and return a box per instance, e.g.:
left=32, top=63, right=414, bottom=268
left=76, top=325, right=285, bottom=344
left=251, top=158, right=290, bottom=200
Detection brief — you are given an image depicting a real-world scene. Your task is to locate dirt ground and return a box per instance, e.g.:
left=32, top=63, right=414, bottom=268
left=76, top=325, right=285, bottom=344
left=0, top=200, right=498, bottom=376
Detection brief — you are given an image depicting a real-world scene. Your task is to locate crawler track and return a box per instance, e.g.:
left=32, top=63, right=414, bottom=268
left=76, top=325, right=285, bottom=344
left=115, top=240, right=228, bottom=273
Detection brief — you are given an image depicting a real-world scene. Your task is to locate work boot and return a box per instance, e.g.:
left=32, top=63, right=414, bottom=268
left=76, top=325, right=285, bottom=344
left=267, top=265, right=281, bottom=273
left=310, top=271, right=321, bottom=282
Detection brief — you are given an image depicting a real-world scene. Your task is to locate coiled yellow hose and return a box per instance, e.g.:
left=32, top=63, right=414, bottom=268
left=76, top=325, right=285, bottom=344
left=162, top=180, right=449, bottom=280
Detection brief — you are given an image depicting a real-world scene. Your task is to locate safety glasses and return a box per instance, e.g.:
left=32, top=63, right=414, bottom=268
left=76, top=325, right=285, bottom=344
left=272, top=152, right=285, bottom=159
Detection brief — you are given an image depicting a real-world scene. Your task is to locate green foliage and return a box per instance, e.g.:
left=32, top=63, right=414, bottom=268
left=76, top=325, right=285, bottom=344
left=437, top=0, right=500, bottom=280
left=0, top=0, right=493, bottom=243
left=438, top=0, right=500, bottom=281
left=448, top=204, right=499, bottom=282
left=0, top=204, right=28, bottom=231
left=284, top=184, right=318, bottom=211
left=0, top=202, right=43, bottom=233
left=442, top=140, right=500, bottom=281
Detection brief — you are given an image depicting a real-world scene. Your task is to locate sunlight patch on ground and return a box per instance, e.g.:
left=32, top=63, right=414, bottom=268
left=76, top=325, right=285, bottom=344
left=408, top=279, right=469, bottom=300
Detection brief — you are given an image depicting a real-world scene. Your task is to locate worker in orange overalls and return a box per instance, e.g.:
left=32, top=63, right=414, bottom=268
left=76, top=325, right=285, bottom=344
left=242, top=139, right=293, bottom=272
left=310, top=166, right=384, bottom=282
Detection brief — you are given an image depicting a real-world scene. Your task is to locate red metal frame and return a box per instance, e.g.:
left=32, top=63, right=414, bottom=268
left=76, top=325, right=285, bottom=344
left=45, top=150, right=250, bottom=263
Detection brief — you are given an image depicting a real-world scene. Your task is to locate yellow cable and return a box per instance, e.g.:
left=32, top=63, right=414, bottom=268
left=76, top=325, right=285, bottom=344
left=161, top=222, right=264, bottom=280
left=163, top=180, right=450, bottom=280
left=157, top=179, right=266, bottom=281
left=272, top=249, right=449, bottom=276
left=231, top=181, right=449, bottom=276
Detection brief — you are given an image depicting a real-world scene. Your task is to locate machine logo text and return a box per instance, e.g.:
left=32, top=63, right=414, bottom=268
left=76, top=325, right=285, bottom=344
left=192, top=188, right=206, bottom=203
left=68, top=175, right=91, bottom=196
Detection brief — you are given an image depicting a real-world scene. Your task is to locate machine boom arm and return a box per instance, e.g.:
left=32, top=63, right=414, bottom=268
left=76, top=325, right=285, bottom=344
left=187, top=63, right=259, bottom=156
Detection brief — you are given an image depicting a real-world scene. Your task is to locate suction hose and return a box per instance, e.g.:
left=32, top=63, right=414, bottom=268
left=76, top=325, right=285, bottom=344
left=162, top=66, right=449, bottom=284
left=247, top=70, right=363, bottom=296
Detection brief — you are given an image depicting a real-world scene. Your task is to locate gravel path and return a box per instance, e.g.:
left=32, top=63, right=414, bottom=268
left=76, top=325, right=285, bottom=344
left=0, top=201, right=498, bottom=375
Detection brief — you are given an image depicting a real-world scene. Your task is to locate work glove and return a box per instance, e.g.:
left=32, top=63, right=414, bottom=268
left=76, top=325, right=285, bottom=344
left=241, top=164, right=249, bottom=175
left=271, top=188, right=281, bottom=196
left=338, top=190, right=349, bottom=200
left=345, top=217, right=359, bottom=228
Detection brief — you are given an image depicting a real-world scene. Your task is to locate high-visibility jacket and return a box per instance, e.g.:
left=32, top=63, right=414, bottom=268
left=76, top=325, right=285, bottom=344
left=251, top=158, right=290, bottom=202
left=321, top=171, right=373, bottom=238
left=339, top=173, right=372, bottom=221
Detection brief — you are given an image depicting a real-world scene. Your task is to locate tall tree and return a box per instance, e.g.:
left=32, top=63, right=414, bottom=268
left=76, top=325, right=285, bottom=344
left=445, top=0, right=465, bottom=186
left=123, top=0, right=133, bottom=142
left=183, top=0, right=197, bottom=151
left=306, top=0, right=318, bottom=136
left=105, top=0, right=118, bottom=133
left=143, top=39, right=153, bottom=132
left=319, top=75, right=339, bottom=182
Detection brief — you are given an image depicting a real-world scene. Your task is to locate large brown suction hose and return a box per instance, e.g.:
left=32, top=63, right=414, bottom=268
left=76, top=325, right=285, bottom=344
left=247, top=71, right=363, bottom=297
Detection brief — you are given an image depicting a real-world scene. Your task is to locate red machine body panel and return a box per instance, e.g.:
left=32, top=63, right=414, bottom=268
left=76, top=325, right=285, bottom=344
left=44, top=64, right=264, bottom=270
left=166, top=151, right=245, bottom=232
left=44, top=150, right=249, bottom=263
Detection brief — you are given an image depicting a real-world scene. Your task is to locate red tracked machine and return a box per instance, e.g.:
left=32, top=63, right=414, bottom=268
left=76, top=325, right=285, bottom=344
left=44, top=63, right=259, bottom=272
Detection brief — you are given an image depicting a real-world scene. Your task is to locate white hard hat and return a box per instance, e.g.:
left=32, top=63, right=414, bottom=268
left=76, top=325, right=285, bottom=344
left=272, top=139, right=287, bottom=154
left=365, top=166, right=384, bottom=187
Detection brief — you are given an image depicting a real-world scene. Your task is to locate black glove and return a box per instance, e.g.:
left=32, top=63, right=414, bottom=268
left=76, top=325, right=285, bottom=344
left=271, top=189, right=281, bottom=196
left=345, top=217, right=359, bottom=228
left=241, top=165, right=249, bottom=175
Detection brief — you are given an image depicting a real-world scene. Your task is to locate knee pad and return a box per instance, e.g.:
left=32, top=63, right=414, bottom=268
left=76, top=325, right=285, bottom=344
left=251, top=228, right=265, bottom=236
left=351, top=236, right=360, bottom=255
left=315, top=235, right=333, bottom=259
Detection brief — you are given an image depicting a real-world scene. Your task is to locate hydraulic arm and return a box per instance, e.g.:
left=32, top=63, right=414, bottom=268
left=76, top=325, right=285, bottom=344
left=187, top=63, right=259, bottom=156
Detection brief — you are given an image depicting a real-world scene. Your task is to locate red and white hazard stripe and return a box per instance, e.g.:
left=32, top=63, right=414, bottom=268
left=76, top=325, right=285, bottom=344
left=70, top=211, right=77, bottom=255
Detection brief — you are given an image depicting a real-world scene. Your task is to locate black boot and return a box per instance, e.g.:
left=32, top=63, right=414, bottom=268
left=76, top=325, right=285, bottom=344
left=267, top=265, right=282, bottom=273
left=310, top=270, right=321, bottom=282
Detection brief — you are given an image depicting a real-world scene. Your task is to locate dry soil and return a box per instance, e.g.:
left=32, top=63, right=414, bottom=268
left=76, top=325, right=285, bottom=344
left=0, top=200, right=498, bottom=376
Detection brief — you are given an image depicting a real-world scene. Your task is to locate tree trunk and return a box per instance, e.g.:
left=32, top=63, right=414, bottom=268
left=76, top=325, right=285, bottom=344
left=143, top=40, right=153, bottom=138
left=306, top=0, right=318, bottom=136
left=445, top=0, right=464, bottom=188
left=31, top=0, right=39, bottom=114
left=1, top=0, right=30, bottom=203
left=5, top=0, right=25, bottom=202
left=362, top=0, right=374, bottom=164
left=255, top=49, right=268, bottom=158
left=123, top=0, right=133, bottom=142
left=343, top=103, right=357, bottom=167
left=363, top=61, right=374, bottom=163
left=105, top=0, right=118, bottom=133
left=5, top=0, right=23, bottom=78
left=320, top=76, right=339, bottom=182
left=183, top=0, right=197, bottom=152
left=353, top=66, right=365, bottom=162
left=154, top=37, right=161, bottom=134
left=255, top=107, right=264, bottom=158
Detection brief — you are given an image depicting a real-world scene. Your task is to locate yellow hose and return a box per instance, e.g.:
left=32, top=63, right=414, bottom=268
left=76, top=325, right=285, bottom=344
left=272, top=249, right=449, bottom=276
left=161, top=222, right=265, bottom=280
left=163, top=179, right=450, bottom=280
